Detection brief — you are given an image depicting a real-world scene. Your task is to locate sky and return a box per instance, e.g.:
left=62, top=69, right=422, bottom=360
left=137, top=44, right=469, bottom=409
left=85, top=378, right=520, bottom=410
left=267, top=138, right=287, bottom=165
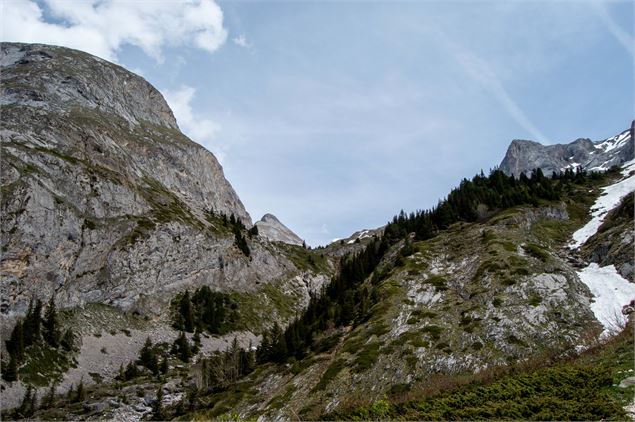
left=2, top=0, right=634, bottom=246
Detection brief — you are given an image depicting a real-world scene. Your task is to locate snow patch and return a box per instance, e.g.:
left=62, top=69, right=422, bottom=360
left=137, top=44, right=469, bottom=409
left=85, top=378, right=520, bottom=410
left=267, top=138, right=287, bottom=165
left=577, top=263, right=635, bottom=337
left=569, top=168, right=635, bottom=249
left=595, top=131, right=631, bottom=153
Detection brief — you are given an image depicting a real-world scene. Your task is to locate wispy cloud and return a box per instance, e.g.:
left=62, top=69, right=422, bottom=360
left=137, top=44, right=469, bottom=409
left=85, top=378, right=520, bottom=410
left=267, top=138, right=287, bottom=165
left=433, top=28, right=551, bottom=144
left=233, top=34, right=252, bottom=48
left=590, top=1, right=634, bottom=57
left=161, top=86, right=226, bottom=163
left=1, top=0, right=228, bottom=62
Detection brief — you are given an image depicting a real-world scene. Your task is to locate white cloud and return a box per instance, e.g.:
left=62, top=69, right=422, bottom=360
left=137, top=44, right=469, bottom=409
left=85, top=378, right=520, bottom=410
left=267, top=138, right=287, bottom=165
left=233, top=34, right=252, bottom=48
left=1, top=0, right=228, bottom=62
left=161, top=85, right=226, bottom=163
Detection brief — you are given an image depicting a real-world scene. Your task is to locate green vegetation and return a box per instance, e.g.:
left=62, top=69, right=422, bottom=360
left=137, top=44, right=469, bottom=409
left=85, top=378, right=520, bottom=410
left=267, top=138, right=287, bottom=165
left=523, top=243, right=549, bottom=261
left=3, top=297, right=76, bottom=385
left=353, top=342, right=381, bottom=372
left=313, top=359, right=346, bottom=391
left=171, top=287, right=239, bottom=335
left=328, top=321, right=634, bottom=421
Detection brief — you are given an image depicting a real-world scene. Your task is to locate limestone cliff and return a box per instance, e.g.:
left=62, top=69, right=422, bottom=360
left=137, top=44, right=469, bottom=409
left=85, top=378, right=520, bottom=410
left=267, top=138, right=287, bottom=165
left=0, top=43, right=329, bottom=318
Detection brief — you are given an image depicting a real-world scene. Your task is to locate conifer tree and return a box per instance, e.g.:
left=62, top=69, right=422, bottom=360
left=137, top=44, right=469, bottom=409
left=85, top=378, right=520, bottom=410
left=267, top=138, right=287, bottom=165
left=44, top=381, right=57, bottom=408
left=151, top=385, right=166, bottom=421
left=75, top=378, right=85, bottom=402
left=61, top=328, right=75, bottom=352
left=43, top=295, right=60, bottom=347
left=172, top=332, right=192, bottom=363
left=3, top=354, right=18, bottom=382
left=160, top=355, right=169, bottom=375
left=179, top=291, right=195, bottom=332
left=6, top=320, right=24, bottom=361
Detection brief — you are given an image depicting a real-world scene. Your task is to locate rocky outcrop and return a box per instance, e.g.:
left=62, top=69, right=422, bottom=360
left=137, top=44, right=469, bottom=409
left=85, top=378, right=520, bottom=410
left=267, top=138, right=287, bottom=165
left=0, top=43, right=328, bottom=318
left=255, top=214, right=304, bottom=246
left=499, top=123, right=634, bottom=176
left=581, top=193, right=634, bottom=281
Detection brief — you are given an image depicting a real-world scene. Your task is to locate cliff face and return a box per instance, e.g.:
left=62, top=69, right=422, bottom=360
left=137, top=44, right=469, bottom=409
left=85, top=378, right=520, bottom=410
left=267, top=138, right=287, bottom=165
left=0, top=43, right=326, bottom=317
left=499, top=123, right=634, bottom=177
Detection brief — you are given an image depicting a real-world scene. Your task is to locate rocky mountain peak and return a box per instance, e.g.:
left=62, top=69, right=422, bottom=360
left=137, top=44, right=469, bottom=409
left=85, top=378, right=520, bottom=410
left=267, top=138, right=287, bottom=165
left=1, top=42, right=257, bottom=315
left=255, top=214, right=304, bottom=246
left=1, top=43, right=178, bottom=129
left=499, top=123, right=634, bottom=176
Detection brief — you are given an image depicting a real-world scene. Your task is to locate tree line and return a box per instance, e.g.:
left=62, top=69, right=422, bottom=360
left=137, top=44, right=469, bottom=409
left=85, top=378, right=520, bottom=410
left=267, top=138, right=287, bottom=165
left=3, top=297, right=75, bottom=382
left=256, top=166, right=606, bottom=364
left=172, top=287, right=239, bottom=335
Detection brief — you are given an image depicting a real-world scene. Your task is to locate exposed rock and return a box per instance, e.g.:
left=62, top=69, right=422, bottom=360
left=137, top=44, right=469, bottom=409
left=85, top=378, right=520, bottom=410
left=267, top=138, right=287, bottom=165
left=499, top=122, right=634, bottom=176
left=0, top=42, right=332, bottom=322
left=255, top=214, right=304, bottom=246
left=581, top=193, right=634, bottom=280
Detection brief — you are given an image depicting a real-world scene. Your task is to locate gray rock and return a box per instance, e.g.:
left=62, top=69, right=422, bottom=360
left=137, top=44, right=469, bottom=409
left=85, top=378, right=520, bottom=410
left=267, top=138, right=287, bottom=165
left=0, top=42, right=329, bottom=320
left=619, top=376, right=635, bottom=388
left=83, top=401, right=109, bottom=412
left=255, top=213, right=304, bottom=246
left=499, top=122, right=634, bottom=176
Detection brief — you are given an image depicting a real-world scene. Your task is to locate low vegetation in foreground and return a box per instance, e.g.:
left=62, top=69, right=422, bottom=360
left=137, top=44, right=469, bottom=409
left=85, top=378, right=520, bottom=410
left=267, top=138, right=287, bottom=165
left=327, top=321, right=634, bottom=421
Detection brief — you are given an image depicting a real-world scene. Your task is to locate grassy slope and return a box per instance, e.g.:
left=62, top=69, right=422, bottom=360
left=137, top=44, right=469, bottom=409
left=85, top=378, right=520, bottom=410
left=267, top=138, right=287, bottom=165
left=329, top=319, right=634, bottom=420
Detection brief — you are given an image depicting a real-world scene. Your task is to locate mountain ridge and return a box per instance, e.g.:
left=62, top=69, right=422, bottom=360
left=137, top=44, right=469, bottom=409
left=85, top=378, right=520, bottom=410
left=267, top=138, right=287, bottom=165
left=499, top=122, right=634, bottom=176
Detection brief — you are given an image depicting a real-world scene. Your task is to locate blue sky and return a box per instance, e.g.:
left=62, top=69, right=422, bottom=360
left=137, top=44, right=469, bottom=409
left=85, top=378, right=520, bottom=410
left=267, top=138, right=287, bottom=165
left=3, top=0, right=634, bottom=245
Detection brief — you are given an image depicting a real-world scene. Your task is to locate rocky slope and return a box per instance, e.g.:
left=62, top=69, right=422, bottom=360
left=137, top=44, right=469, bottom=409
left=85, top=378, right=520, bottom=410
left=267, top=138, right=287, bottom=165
left=0, top=42, right=331, bottom=319
left=255, top=214, right=304, bottom=246
left=499, top=122, right=634, bottom=176
left=174, top=154, right=635, bottom=421
left=0, top=42, right=338, bottom=411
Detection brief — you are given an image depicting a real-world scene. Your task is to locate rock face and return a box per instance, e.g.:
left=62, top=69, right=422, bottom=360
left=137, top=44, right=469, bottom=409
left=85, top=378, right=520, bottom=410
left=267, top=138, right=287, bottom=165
left=255, top=214, right=304, bottom=246
left=0, top=42, right=323, bottom=317
left=499, top=123, right=634, bottom=176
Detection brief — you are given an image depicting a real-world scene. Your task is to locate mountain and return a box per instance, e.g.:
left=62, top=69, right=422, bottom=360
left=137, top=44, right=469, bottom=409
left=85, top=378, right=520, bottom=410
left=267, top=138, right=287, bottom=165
left=1, top=42, right=634, bottom=421
left=0, top=39, right=336, bottom=355
left=499, top=122, right=634, bottom=176
left=255, top=214, right=304, bottom=246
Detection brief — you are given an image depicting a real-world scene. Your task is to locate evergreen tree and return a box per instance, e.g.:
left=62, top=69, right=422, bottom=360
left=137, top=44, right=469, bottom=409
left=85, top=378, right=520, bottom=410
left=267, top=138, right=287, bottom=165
left=138, top=337, right=159, bottom=375
left=66, top=384, right=75, bottom=402
left=75, top=378, right=85, bottom=402
left=150, top=385, right=165, bottom=421
left=3, top=355, right=18, bottom=382
left=179, top=291, right=195, bottom=332
left=43, top=295, right=60, bottom=347
left=160, top=355, right=169, bottom=375
left=43, top=382, right=57, bottom=408
left=23, top=298, right=43, bottom=346
left=172, top=332, right=192, bottom=363
left=61, top=328, right=75, bottom=352
left=6, top=320, right=24, bottom=361
left=124, top=361, right=140, bottom=380
left=17, top=384, right=35, bottom=418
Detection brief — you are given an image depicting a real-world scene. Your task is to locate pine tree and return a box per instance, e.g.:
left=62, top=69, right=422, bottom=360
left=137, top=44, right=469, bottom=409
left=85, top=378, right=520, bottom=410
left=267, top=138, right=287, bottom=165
left=151, top=385, right=165, bottom=421
left=6, top=320, right=24, bottom=361
left=179, top=291, right=194, bottom=332
left=44, top=382, right=57, bottom=408
left=125, top=361, right=140, bottom=380
left=172, top=332, right=191, bottom=363
left=17, top=384, right=35, bottom=418
left=66, top=384, right=75, bottom=402
left=3, top=354, right=18, bottom=382
left=61, top=328, right=75, bottom=352
left=160, top=355, right=169, bottom=375
left=138, top=337, right=158, bottom=375
left=75, top=378, right=85, bottom=402
left=43, top=295, right=60, bottom=347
